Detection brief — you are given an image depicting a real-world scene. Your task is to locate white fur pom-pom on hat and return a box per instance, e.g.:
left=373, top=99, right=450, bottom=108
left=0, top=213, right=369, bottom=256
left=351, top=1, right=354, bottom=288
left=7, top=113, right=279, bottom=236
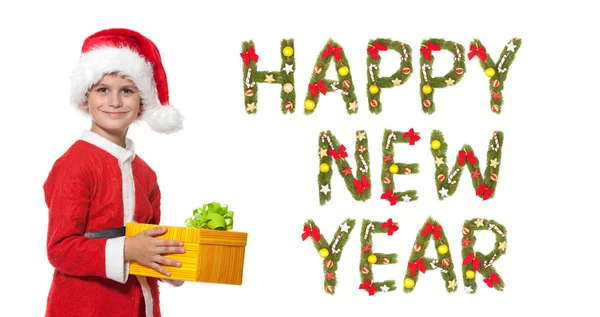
left=70, top=28, right=184, bottom=134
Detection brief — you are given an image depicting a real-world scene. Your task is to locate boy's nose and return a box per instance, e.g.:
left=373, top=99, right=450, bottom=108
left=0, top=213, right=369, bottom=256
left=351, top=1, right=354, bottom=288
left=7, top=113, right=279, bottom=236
left=107, top=93, right=123, bottom=107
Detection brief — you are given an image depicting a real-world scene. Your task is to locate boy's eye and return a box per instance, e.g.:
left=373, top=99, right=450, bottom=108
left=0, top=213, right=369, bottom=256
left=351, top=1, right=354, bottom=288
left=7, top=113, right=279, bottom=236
left=97, top=87, right=108, bottom=93
left=122, top=89, right=133, bottom=94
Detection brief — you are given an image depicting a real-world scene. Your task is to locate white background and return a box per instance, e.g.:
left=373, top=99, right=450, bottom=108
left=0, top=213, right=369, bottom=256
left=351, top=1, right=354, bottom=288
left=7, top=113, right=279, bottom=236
left=1, top=0, right=598, bottom=316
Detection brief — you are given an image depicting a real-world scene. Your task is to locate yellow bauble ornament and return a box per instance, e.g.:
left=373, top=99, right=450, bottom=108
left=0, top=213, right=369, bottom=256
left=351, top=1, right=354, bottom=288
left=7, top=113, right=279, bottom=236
left=304, top=100, right=316, bottom=111
left=338, top=66, right=349, bottom=76
left=319, top=248, right=329, bottom=258
left=431, top=140, right=441, bottom=150
left=422, top=84, right=432, bottom=95
left=367, top=254, right=377, bottom=264
left=283, top=46, right=294, bottom=57
left=319, top=163, right=330, bottom=173
left=369, top=85, right=379, bottom=95
left=437, top=244, right=448, bottom=255
left=466, top=270, right=475, bottom=279
left=389, top=164, right=399, bottom=174
left=485, top=67, right=496, bottom=77
left=404, top=278, right=415, bottom=289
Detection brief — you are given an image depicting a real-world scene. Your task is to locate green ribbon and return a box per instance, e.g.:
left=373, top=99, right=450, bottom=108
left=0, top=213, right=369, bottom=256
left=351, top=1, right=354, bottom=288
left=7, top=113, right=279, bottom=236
left=184, top=202, right=234, bottom=231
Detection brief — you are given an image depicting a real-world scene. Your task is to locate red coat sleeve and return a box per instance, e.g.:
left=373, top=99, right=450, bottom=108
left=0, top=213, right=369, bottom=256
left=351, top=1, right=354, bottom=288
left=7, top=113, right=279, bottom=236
left=44, top=157, right=115, bottom=280
left=149, top=179, right=161, bottom=225
left=150, top=177, right=185, bottom=287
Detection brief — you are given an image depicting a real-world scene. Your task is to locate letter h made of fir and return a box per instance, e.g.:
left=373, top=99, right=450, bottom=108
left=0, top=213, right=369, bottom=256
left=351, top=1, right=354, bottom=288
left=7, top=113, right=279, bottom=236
left=241, top=39, right=296, bottom=114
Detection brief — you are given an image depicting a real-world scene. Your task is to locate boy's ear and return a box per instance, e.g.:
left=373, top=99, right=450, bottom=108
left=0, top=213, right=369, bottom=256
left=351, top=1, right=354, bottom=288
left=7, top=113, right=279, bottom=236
left=81, top=92, right=90, bottom=110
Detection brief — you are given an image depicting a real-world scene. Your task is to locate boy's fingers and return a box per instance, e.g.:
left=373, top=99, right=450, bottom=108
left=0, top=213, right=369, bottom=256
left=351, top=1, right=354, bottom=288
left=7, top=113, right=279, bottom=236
left=150, top=262, right=171, bottom=277
left=156, top=239, right=183, bottom=247
left=157, top=256, right=182, bottom=268
left=158, top=246, right=185, bottom=255
left=145, top=227, right=168, bottom=236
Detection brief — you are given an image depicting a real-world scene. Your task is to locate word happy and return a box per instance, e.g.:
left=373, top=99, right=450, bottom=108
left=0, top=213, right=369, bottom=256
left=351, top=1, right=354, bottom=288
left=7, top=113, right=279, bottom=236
left=240, top=38, right=521, bottom=115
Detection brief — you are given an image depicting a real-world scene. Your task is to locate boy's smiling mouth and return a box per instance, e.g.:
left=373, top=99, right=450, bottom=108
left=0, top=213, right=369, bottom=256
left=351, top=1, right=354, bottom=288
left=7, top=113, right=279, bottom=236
left=102, top=111, right=128, bottom=118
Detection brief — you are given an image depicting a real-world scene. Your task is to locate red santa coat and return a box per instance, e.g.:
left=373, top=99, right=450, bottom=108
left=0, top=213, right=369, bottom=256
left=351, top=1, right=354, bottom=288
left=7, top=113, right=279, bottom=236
left=44, top=130, right=181, bottom=317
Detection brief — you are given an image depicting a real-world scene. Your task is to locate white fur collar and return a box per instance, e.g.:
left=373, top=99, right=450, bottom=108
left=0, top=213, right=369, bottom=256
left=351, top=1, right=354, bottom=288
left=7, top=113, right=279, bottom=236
left=79, top=130, right=136, bottom=163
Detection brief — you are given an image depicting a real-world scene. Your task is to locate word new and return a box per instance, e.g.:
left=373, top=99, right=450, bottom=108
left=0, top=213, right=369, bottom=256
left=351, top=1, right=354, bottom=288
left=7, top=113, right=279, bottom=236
left=317, top=128, right=503, bottom=205
left=241, top=37, right=521, bottom=115
left=302, top=217, right=507, bottom=296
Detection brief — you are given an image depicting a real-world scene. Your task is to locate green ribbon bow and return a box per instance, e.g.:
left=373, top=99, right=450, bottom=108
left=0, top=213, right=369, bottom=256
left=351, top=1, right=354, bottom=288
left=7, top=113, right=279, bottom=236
left=184, top=202, right=234, bottom=231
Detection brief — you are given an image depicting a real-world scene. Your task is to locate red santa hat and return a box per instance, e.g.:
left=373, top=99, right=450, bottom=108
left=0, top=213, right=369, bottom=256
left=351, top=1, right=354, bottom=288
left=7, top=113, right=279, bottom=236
left=70, top=28, right=183, bottom=134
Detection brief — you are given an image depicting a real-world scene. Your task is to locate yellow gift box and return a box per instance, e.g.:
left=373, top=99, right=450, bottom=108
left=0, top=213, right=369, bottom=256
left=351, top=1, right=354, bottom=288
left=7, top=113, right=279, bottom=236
left=125, top=222, right=248, bottom=285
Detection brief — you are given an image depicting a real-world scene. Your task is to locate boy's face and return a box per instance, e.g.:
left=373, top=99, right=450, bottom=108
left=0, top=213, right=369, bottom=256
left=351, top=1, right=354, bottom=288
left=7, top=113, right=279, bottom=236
left=83, top=73, right=141, bottom=135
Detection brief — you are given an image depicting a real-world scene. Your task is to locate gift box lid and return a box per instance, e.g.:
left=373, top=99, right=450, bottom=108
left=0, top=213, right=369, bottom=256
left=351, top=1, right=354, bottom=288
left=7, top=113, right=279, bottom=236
left=126, top=223, right=247, bottom=247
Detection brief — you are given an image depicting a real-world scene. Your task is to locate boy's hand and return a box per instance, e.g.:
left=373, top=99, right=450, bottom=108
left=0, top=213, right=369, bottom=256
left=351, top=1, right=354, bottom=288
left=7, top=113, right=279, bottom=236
left=124, top=227, right=185, bottom=277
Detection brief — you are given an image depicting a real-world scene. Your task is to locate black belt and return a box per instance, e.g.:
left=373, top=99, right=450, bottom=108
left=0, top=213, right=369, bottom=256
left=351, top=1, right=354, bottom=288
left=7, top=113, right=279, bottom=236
left=84, top=227, right=126, bottom=239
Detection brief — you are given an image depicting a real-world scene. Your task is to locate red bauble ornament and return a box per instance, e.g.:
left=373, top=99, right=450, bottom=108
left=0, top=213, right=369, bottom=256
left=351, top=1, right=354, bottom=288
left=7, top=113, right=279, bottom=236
left=326, top=285, right=334, bottom=293
left=437, top=174, right=445, bottom=182
left=492, top=79, right=500, bottom=87
left=492, top=104, right=500, bottom=113
left=423, top=100, right=432, bottom=108
left=455, top=67, right=464, bottom=75
left=284, top=101, right=293, bottom=111
left=326, top=260, right=334, bottom=268
left=414, top=244, right=422, bottom=252
left=245, top=89, right=254, bottom=97
left=402, top=67, right=411, bottom=74
left=383, top=177, right=391, bottom=184
left=370, top=100, right=378, bottom=107
left=403, top=167, right=411, bottom=174
left=491, top=173, right=498, bottom=181
left=361, top=267, right=369, bottom=274
left=462, top=227, right=470, bottom=235
left=442, top=258, right=450, bottom=267
left=314, top=66, right=323, bottom=74
left=382, top=258, right=390, bottom=265
left=343, top=80, right=351, bottom=89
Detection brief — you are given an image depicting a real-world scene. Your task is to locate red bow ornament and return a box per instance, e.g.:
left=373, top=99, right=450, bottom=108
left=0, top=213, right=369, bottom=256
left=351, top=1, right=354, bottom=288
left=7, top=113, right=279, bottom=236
left=359, top=279, right=377, bottom=296
left=240, top=47, right=259, bottom=66
left=402, top=128, right=421, bottom=145
left=408, top=258, right=426, bottom=276
left=380, top=218, right=399, bottom=236
left=476, top=183, right=494, bottom=201
left=380, top=189, right=398, bottom=206
left=420, top=41, right=441, bottom=60
left=328, top=144, right=347, bottom=160
left=322, top=44, right=343, bottom=62
left=367, top=41, right=388, bottom=60
left=421, top=222, right=442, bottom=240
left=462, top=252, right=481, bottom=271
left=309, top=80, right=327, bottom=98
left=301, top=225, right=321, bottom=242
left=468, top=44, right=487, bottom=61
left=458, top=150, right=476, bottom=166
left=353, top=175, right=371, bottom=194
left=483, top=272, right=501, bottom=288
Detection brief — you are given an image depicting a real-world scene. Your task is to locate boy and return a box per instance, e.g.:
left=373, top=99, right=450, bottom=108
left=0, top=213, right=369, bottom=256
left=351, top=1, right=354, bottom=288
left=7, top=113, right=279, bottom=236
left=44, top=28, right=185, bottom=317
